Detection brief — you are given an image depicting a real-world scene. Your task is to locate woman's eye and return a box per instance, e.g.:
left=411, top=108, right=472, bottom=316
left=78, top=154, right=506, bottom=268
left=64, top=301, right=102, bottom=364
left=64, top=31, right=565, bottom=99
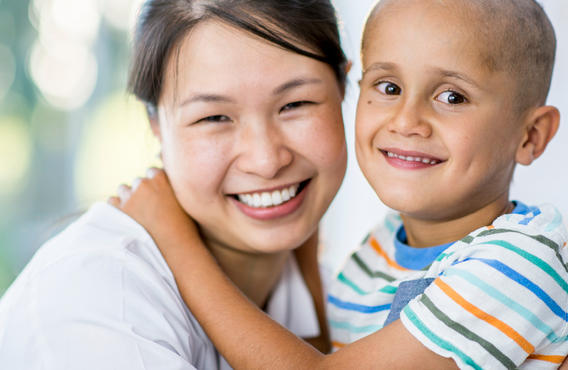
left=376, top=81, right=401, bottom=95
left=280, top=101, right=312, bottom=113
left=436, top=90, right=467, bottom=105
left=196, top=115, right=231, bottom=124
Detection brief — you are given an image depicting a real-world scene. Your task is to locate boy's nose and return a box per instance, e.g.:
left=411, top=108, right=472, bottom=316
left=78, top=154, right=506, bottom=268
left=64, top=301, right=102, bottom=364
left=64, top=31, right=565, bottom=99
left=388, top=99, right=432, bottom=138
left=235, top=121, right=293, bottom=179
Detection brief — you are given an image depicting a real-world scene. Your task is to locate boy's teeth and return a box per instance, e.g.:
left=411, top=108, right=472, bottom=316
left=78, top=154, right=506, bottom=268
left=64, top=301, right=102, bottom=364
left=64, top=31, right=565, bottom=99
left=237, top=184, right=301, bottom=208
left=386, top=151, right=439, bottom=165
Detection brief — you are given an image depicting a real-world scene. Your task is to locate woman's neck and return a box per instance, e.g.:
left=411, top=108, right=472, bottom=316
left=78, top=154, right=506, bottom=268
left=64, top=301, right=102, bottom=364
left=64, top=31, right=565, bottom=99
left=401, top=196, right=513, bottom=247
left=202, top=236, right=290, bottom=308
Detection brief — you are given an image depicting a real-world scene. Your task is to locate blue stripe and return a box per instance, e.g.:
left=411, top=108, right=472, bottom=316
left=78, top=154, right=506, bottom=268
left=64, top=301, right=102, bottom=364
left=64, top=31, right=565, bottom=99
left=461, top=257, right=568, bottom=321
left=327, top=294, right=391, bottom=314
left=519, top=207, right=541, bottom=225
left=444, top=268, right=566, bottom=343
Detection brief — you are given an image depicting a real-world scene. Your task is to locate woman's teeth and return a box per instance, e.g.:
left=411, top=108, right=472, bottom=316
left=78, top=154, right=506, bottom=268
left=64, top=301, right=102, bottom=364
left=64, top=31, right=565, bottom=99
left=237, top=184, right=299, bottom=208
left=386, top=151, right=440, bottom=165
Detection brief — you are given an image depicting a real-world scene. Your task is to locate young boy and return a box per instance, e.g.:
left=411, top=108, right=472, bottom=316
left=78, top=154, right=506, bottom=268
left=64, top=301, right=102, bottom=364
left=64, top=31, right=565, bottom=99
left=115, top=0, right=567, bottom=368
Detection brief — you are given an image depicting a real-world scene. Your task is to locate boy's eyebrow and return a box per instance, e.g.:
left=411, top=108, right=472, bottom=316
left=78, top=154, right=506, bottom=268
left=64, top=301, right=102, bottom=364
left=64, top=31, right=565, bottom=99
left=363, top=62, right=396, bottom=75
left=431, top=67, right=481, bottom=89
left=272, top=78, right=323, bottom=95
left=363, top=62, right=481, bottom=90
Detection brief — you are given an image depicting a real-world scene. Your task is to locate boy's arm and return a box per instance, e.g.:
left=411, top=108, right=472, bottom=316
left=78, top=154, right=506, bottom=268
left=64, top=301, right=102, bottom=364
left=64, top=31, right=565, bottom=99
left=111, top=169, right=457, bottom=369
left=163, top=232, right=457, bottom=369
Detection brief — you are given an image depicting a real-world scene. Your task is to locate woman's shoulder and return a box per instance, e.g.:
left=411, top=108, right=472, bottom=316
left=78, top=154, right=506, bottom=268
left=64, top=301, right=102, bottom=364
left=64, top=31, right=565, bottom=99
left=24, top=202, right=170, bottom=280
left=2, top=202, right=185, bottom=322
left=0, top=203, right=212, bottom=367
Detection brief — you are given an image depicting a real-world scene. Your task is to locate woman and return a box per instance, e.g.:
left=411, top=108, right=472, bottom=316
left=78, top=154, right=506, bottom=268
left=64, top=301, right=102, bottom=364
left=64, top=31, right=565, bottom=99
left=0, top=0, right=348, bottom=368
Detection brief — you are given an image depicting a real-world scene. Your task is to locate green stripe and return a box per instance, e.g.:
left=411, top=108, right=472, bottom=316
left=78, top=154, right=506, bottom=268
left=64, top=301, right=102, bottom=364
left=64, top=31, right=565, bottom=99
left=403, top=306, right=482, bottom=370
left=361, top=233, right=371, bottom=245
left=384, top=218, right=396, bottom=233
left=352, top=254, right=396, bottom=282
left=339, top=272, right=397, bottom=295
left=338, top=272, right=367, bottom=295
left=436, top=252, right=453, bottom=262
left=476, top=228, right=558, bottom=248
left=445, top=268, right=565, bottom=343
left=420, top=295, right=517, bottom=369
left=477, top=228, right=561, bottom=258
left=379, top=285, right=398, bottom=294
left=328, top=319, right=382, bottom=334
left=461, top=235, right=474, bottom=244
left=478, top=239, right=568, bottom=293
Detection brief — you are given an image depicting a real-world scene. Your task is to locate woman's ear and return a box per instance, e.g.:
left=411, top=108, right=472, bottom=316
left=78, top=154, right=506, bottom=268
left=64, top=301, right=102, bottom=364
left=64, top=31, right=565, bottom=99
left=339, top=60, right=353, bottom=99
left=150, top=116, right=162, bottom=142
left=345, top=60, right=353, bottom=75
left=516, top=105, right=560, bottom=165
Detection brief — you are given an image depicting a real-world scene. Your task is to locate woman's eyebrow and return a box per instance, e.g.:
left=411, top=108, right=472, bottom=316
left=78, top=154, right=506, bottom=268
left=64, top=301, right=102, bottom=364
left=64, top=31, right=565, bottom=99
left=273, top=78, right=322, bottom=95
left=179, top=94, right=235, bottom=107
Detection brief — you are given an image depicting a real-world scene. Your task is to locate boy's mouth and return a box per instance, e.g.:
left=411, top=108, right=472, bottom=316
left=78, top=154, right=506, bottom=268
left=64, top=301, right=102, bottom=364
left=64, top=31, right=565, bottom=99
left=380, top=149, right=444, bottom=166
left=230, top=180, right=310, bottom=209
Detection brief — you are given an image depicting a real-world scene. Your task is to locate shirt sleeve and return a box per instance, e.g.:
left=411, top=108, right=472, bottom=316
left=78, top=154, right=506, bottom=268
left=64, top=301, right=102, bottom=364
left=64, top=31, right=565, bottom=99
left=2, top=249, right=200, bottom=370
left=400, top=230, right=568, bottom=370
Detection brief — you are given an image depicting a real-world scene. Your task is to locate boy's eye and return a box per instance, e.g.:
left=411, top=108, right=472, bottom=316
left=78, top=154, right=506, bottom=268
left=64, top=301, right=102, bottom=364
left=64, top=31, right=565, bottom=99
left=376, top=81, right=401, bottom=95
left=436, top=90, right=467, bottom=105
left=196, top=115, right=231, bottom=124
left=280, top=101, right=312, bottom=113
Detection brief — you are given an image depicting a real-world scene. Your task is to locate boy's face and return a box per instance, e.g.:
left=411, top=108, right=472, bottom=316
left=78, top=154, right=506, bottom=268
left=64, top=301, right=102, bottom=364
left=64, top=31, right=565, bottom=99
left=356, top=0, right=526, bottom=222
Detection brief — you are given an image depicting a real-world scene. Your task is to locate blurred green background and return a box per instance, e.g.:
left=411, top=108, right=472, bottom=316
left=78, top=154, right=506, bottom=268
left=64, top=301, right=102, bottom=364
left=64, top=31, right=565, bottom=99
left=0, top=0, right=160, bottom=295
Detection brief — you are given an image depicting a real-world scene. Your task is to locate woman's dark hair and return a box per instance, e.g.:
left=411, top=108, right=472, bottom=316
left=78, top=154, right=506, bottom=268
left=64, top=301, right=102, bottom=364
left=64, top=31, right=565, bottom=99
left=128, top=0, right=347, bottom=117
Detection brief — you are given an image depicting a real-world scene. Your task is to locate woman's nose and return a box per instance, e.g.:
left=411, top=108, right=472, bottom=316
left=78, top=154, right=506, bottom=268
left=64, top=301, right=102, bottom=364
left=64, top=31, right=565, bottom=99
left=387, top=98, right=432, bottom=138
left=235, top=122, right=293, bottom=179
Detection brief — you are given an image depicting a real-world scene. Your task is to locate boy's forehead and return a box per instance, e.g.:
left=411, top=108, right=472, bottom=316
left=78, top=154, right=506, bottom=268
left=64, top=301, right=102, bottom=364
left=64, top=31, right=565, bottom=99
left=362, top=0, right=492, bottom=67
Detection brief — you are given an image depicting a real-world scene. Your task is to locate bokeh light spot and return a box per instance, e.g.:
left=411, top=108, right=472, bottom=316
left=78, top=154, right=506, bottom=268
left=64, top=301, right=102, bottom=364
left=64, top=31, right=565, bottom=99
left=74, top=93, right=160, bottom=204
left=29, top=39, right=98, bottom=111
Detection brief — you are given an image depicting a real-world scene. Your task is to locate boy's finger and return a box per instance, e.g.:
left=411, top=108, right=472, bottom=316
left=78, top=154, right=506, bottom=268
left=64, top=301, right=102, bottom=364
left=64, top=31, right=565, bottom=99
left=132, top=177, right=143, bottom=190
left=117, top=184, right=132, bottom=201
left=107, top=196, right=121, bottom=207
left=146, top=167, right=161, bottom=178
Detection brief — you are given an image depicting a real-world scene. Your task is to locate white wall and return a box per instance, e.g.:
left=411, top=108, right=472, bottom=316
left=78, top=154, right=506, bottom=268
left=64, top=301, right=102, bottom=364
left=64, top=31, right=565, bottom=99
left=322, top=0, right=568, bottom=271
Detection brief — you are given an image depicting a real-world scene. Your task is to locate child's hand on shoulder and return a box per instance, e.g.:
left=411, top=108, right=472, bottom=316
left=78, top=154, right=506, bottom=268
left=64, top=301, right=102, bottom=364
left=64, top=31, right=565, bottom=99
left=108, top=168, right=199, bottom=244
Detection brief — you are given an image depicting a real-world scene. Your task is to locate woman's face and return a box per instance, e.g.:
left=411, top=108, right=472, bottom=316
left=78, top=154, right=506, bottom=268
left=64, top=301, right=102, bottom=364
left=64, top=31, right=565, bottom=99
left=154, top=20, right=347, bottom=254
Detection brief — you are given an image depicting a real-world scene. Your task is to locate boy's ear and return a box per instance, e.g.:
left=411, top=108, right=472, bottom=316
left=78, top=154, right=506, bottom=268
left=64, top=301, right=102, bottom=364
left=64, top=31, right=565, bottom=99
left=515, top=105, right=560, bottom=165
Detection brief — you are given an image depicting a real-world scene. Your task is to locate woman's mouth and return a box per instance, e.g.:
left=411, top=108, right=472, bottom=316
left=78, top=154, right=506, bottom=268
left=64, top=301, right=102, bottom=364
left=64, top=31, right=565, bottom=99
left=233, top=180, right=310, bottom=208
left=229, top=180, right=311, bottom=221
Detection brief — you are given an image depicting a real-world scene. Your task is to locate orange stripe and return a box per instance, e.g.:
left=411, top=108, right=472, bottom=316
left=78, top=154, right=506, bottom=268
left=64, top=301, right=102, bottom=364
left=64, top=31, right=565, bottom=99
left=487, top=225, right=495, bottom=230
left=563, top=242, right=567, bottom=248
left=369, top=237, right=408, bottom=271
left=332, top=341, right=346, bottom=349
left=527, top=354, right=564, bottom=364
left=435, top=279, right=534, bottom=354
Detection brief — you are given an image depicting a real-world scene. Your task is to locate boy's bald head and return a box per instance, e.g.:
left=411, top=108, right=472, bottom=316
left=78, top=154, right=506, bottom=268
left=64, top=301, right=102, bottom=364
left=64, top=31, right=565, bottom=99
left=362, top=0, right=556, bottom=110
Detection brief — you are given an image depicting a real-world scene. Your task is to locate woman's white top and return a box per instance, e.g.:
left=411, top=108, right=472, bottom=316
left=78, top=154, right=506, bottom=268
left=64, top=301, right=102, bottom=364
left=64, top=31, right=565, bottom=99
left=0, top=203, right=321, bottom=369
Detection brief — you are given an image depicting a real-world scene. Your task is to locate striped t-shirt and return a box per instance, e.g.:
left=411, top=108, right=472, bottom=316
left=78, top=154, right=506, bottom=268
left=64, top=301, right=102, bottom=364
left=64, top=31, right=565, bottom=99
left=328, top=203, right=568, bottom=369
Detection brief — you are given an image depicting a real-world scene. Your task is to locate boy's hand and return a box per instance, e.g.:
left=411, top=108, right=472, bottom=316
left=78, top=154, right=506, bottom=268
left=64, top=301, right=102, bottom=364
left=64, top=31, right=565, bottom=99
left=108, top=168, right=200, bottom=245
